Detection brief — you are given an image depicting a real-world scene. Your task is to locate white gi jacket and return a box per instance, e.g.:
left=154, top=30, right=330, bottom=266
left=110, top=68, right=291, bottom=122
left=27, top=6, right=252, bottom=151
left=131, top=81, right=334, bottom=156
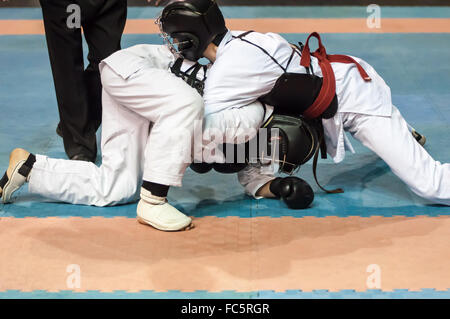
left=204, top=31, right=393, bottom=164
left=202, top=31, right=450, bottom=205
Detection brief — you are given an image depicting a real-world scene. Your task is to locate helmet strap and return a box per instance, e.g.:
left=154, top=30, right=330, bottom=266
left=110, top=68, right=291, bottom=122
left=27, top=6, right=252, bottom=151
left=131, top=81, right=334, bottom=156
left=212, top=30, right=227, bottom=46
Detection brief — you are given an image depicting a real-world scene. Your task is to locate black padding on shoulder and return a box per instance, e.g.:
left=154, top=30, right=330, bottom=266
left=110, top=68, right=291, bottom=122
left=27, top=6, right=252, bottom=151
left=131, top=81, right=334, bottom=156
left=0, top=172, right=8, bottom=189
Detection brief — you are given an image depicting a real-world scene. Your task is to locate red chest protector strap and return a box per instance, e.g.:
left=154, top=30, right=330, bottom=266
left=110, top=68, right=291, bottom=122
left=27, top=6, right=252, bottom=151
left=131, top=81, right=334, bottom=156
left=300, top=32, right=372, bottom=119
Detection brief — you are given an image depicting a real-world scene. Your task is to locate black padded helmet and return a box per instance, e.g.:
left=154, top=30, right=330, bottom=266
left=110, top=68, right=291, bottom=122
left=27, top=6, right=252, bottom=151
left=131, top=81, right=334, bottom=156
left=158, top=0, right=227, bottom=61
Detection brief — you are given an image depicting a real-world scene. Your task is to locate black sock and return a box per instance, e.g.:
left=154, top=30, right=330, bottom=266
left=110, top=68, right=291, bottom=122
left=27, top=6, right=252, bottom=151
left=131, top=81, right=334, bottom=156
left=142, top=181, right=169, bottom=197
left=1, top=153, right=36, bottom=189
left=18, top=153, right=36, bottom=178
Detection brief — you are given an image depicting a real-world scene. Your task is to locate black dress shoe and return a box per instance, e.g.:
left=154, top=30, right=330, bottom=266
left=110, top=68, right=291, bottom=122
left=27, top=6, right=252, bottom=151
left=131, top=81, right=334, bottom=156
left=56, top=123, right=63, bottom=138
left=71, top=154, right=95, bottom=163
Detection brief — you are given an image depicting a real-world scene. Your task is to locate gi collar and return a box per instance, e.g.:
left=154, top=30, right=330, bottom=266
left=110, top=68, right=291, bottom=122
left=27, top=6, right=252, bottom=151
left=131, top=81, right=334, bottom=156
left=214, top=30, right=233, bottom=61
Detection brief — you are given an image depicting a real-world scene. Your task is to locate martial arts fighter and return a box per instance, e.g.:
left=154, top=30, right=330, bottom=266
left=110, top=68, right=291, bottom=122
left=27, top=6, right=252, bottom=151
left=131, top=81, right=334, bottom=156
left=0, top=44, right=204, bottom=231
left=158, top=0, right=450, bottom=206
left=0, top=22, right=309, bottom=234
left=2, top=0, right=448, bottom=228
left=0, top=40, right=310, bottom=232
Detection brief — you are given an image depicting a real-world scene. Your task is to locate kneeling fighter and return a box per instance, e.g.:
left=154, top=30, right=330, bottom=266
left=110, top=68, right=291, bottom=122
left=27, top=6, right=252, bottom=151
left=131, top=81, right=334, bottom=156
left=0, top=44, right=204, bottom=231
left=158, top=0, right=450, bottom=206
left=0, top=5, right=315, bottom=217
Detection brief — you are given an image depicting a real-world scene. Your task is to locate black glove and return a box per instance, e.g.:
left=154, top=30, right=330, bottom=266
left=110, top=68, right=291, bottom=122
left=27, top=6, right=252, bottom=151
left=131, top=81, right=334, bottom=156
left=190, top=163, right=213, bottom=174
left=269, top=177, right=314, bottom=209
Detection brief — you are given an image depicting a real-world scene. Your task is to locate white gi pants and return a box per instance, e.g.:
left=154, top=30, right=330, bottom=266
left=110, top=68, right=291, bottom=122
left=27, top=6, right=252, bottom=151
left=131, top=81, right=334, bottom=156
left=342, top=106, right=450, bottom=205
left=237, top=105, right=450, bottom=205
left=28, top=64, right=203, bottom=206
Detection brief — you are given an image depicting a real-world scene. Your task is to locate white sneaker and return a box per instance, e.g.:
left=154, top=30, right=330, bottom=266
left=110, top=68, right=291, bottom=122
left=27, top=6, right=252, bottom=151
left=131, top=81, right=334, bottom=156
left=136, top=188, right=193, bottom=231
left=1, top=160, right=27, bottom=203
left=1, top=150, right=34, bottom=204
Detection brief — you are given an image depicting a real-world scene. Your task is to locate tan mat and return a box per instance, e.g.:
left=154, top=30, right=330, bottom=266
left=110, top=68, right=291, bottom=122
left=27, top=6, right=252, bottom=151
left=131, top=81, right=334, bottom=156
left=0, top=216, right=449, bottom=292
left=1, top=18, right=450, bottom=35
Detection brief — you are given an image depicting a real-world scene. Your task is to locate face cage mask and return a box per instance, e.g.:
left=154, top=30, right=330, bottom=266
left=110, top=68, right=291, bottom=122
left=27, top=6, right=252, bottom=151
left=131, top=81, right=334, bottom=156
left=246, top=118, right=318, bottom=175
left=155, top=14, right=197, bottom=59
left=244, top=131, right=303, bottom=176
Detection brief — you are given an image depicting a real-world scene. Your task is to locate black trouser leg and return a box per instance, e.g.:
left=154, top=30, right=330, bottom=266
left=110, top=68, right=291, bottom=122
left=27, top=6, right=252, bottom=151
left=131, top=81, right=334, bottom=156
left=40, top=0, right=97, bottom=160
left=82, top=0, right=127, bottom=132
left=39, top=0, right=127, bottom=161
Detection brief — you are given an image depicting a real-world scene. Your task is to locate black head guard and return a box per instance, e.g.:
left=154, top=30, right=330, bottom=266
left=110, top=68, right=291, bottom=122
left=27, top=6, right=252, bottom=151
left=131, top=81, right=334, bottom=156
left=158, top=0, right=227, bottom=61
left=259, top=114, right=319, bottom=175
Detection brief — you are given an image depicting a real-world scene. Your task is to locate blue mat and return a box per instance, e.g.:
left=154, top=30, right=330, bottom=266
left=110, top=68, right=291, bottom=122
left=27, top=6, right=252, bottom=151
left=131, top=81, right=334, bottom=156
left=1, top=33, right=449, bottom=218
left=1, top=289, right=449, bottom=299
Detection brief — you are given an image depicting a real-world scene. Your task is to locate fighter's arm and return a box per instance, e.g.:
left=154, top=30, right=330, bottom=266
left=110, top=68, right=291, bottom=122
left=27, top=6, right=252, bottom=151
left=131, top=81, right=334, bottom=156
left=238, top=163, right=276, bottom=198
left=202, top=44, right=280, bottom=114
left=199, top=40, right=280, bottom=144
left=174, top=58, right=266, bottom=161
left=199, top=40, right=314, bottom=208
left=238, top=163, right=314, bottom=209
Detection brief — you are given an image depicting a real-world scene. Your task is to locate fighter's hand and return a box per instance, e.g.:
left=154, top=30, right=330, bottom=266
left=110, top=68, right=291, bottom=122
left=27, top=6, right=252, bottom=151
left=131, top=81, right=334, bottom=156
left=269, top=177, right=314, bottom=209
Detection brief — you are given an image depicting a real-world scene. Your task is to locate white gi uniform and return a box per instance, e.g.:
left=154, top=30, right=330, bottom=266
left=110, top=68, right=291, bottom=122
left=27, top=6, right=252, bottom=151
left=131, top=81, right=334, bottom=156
left=203, top=30, right=450, bottom=205
left=28, top=45, right=203, bottom=206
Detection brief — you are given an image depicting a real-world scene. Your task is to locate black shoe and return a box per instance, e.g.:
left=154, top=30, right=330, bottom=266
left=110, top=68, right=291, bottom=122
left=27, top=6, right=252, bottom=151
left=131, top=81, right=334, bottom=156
left=56, top=123, right=63, bottom=138
left=71, top=154, right=95, bottom=163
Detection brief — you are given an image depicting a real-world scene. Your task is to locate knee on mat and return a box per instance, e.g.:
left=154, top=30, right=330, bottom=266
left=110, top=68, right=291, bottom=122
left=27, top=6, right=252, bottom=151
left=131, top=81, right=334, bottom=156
left=99, top=176, right=140, bottom=206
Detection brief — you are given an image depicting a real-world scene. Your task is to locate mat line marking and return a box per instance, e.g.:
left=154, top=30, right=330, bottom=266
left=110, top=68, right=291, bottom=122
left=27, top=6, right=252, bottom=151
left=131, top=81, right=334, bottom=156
left=1, top=18, right=450, bottom=35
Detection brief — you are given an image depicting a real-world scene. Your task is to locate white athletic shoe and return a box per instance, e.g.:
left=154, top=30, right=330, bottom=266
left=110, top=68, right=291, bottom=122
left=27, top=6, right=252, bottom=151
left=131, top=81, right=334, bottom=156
left=136, top=188, right=193, bottom=231
left=0, top=150, right=34, bottom=204
left=412, top=129, right=426, bottom=147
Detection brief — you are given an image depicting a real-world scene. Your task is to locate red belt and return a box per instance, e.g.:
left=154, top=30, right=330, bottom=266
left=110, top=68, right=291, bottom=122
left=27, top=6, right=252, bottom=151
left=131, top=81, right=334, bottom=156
left=300, top=32, right=372, bottom=119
